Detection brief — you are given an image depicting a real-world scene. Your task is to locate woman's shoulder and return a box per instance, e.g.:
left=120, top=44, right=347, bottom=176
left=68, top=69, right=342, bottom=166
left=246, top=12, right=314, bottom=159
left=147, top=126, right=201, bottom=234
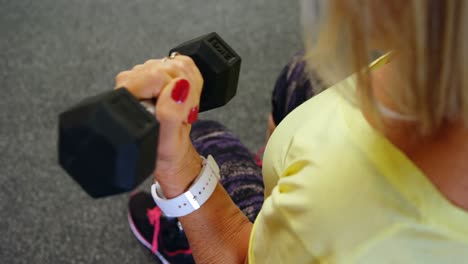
left=262, top=80, right=357, bottom=193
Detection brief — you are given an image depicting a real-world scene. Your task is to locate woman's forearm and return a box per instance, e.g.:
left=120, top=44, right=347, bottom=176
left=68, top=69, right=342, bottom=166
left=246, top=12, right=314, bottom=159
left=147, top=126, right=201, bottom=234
left=179, top=183, right=252, bottom=264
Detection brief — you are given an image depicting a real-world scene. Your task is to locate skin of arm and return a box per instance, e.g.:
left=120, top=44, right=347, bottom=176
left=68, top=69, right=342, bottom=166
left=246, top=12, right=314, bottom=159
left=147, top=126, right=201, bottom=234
left=160, top=145, right=252, bottom=264
left=179, top=183, right=252, bottom=264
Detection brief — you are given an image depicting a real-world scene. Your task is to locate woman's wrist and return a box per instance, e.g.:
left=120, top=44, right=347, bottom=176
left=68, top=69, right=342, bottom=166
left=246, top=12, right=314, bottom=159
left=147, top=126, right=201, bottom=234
left=155, top=146, right=204, bottom=199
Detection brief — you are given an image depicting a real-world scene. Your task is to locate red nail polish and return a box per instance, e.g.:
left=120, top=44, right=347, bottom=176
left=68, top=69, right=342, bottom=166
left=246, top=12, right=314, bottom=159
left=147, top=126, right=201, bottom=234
left=171, top=79, right=190, bottom=104
left=187, top=106, right=199, bottom=124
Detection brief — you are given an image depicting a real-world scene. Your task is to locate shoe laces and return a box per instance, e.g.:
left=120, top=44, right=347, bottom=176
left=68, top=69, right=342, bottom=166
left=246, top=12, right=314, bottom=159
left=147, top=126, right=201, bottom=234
left=146, top=206, right=162, bottom=254
left=146, top=206, right=193, bottom=257
left=255, top=145, right=266, bottom=167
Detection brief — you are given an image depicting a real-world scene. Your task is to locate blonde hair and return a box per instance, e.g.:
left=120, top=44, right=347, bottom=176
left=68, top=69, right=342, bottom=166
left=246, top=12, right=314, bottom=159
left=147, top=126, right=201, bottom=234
left=302, top=0, right=468, bottom=135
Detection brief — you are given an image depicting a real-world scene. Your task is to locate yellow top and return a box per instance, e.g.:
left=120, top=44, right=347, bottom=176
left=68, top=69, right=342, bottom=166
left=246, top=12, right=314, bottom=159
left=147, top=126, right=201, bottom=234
left=248, top=57, right=468, bottom=263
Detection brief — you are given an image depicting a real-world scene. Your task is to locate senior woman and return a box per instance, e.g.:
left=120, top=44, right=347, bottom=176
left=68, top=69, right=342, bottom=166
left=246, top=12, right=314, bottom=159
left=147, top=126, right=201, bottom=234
left=119, top=0, right=468, bottom=263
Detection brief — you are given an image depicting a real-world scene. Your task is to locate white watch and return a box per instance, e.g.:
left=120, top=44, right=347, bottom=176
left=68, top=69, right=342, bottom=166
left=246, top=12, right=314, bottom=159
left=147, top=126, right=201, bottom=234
left=151, top=155, right=220, bottom=217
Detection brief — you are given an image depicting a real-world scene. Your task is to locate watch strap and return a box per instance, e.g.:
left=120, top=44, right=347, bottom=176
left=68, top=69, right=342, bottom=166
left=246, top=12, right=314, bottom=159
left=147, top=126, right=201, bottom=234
left=151, top=155, right=220, bottom=217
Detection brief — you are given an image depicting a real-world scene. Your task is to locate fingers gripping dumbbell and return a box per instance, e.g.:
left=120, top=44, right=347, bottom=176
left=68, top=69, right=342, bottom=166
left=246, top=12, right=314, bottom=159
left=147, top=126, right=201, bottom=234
left=58, top=33, right=241, bottom=198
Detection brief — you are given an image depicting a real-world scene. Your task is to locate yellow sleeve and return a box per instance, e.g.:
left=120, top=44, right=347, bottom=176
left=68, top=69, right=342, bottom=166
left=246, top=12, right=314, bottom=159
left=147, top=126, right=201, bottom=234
left=249, top=160, right=322, bottom=264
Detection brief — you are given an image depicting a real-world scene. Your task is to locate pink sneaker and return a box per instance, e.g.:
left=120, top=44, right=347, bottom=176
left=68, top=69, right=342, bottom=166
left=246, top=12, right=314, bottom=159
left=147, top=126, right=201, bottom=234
left=128, top=191, right=194, bottom=264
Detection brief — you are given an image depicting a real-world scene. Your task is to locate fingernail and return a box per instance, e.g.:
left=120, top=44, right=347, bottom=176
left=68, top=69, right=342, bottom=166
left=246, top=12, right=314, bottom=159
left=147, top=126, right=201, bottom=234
left=187, top=106, right=199, bottom=124
left=171, top=79, right=190, bottom=104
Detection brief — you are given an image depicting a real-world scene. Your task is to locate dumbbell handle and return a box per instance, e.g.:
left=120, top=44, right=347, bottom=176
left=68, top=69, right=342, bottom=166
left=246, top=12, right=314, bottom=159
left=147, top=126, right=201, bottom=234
left=141, top=100, right=156, bottom=115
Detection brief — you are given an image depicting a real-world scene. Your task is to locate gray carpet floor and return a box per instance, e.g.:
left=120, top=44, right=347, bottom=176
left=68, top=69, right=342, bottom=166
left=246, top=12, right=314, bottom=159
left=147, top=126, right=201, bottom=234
left=0, top=0, right=301, bottom=263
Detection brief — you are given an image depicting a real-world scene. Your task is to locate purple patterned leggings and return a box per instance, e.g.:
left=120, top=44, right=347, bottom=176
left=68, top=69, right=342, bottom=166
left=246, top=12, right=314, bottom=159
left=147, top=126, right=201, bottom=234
left=189, top=52, right=325, bottom=222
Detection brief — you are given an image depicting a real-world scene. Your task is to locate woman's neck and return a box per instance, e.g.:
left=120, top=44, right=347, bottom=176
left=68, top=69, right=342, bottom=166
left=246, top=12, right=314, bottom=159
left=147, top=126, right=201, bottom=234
left=365, top=61, right=468, bottom=211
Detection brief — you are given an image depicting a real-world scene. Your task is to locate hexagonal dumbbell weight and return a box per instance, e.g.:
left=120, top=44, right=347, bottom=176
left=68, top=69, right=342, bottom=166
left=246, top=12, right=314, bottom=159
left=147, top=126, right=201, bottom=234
left=58, top=32, right=241, bottom=198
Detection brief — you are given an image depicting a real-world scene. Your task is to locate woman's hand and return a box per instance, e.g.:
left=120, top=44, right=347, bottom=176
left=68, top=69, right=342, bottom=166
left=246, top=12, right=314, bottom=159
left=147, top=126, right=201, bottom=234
left=114, top=55, right=204, bottom=198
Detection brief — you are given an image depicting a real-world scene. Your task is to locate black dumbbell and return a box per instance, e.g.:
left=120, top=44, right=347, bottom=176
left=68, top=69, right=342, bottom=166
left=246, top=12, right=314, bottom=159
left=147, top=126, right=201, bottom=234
left=58, top=32, right=241, bottom=198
